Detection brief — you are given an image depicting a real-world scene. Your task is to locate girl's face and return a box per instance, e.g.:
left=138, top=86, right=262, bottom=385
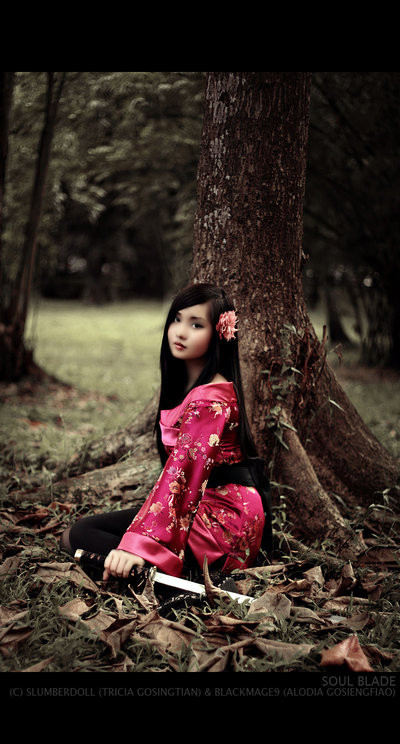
left=168, top=302, right=213, bottom=363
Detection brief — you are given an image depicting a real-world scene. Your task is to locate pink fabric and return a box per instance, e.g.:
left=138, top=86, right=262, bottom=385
left=159, top=382, right=236, bottom=448
left=117, top=382, right=264, bottom=576
left=117, top=532, right=182, bottom=575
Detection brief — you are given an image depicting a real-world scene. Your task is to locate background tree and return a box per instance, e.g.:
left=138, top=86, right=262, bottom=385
left=0, top=73, right=15, bottom=308
left=0, top=72, right=204, bottom=381
left=0, top=73, right=202, bottom=380
left=4, top=72, right=400, bottom=382
left=0, top=72, right=65, bottom=381
left=16, top=72, right=399, bottom=564
left=46, top=71, right=204, bottom=301
left=304, top=72, right=400, bottom=368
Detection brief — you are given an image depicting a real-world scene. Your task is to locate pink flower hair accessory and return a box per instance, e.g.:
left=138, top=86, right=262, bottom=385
left=216, top=310, right=238, bottom=341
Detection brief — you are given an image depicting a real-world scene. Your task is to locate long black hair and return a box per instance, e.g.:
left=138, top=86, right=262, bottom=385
left=155, top=282, right=258, bottom=465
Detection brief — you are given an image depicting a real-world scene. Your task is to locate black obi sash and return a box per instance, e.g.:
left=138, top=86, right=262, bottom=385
left=207, top=457, right=273, bottom=554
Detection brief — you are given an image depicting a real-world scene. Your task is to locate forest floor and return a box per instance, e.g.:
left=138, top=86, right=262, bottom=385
left=0, top=300, right=399, bottom=695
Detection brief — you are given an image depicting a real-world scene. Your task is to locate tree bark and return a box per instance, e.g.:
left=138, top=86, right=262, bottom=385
left=0, top=72, right=15, bottom=315
left=324, top=282, right=351, bottom=345
left=191, top=71, right=398, bottom=557
left=0, top=72, right=66, bottom=381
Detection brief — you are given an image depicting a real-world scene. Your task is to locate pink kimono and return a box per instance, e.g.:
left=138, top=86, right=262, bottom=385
left=117, top=382, right=265, bottom=576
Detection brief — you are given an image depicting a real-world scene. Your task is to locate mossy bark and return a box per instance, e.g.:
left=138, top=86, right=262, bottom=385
left=191, top=71, right=399, bottom=558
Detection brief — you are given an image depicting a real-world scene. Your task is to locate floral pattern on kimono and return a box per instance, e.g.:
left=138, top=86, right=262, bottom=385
left=117, top=382, right=264, bottom=576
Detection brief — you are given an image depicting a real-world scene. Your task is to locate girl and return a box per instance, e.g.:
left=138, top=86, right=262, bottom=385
left=60, top=283, right=271, bottom=582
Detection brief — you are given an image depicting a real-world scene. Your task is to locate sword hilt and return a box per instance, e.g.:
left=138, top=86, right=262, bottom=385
left=74, top=548, right=105, bottom=566
left=74, top=548, right=153, bottom=590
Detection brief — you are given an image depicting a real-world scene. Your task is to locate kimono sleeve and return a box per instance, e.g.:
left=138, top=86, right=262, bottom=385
left=117, top=399, right=230, bottom=576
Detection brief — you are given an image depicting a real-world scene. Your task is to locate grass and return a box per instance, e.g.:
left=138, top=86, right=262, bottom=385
left=2, top=297, right=398, bottom=465
left=0, top=299, right=166, bottom=473
left=0, top=298, right=399, bottom=679
left=309, top=307, right=400, bottom=460
left=26, top=297, right=165, bottom=403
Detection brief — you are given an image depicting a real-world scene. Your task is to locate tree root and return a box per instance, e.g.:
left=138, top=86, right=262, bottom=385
left=278, top=426, right=366, bottom=561
left=7, top=453, right=161, bottom=508
left=53, top=394, right=158, bottom=480
left=273, top=530, right=349, bottom=573
left=303, top=364, right=399, bottom=504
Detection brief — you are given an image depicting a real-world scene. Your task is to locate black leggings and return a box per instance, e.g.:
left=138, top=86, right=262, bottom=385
left=61, top=507, right=140, bottom=557
left=60, top=506, right=224, bottom=573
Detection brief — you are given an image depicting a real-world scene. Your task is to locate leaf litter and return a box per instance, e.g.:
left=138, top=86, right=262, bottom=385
left=1, top=379, right=400, bottom=674
left=1, top=494, right=400, bottom=674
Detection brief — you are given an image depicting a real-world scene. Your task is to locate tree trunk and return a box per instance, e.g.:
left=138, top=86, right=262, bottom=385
left=324, top=282, right=351, bottom=345
left=191, top=71, right=398, bottom=558
left=11, top=72, right=399, bottom=563
left=0, top=72, right=66, bottom=382
left=0, top=72, right=15, bottom=316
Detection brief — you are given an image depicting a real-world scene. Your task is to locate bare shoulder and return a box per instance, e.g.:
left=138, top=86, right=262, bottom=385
left=209, top=373, right=229, bottom=384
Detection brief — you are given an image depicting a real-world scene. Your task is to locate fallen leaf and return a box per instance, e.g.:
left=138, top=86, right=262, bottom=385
left=186, top=639, right=251, bottom=673
left=359, top=571, right=388, bottom=601
left=247, top=591, right=291, bottom=621
left=0, top=607, right=29, bottom=627
left=243, top=564, right=289, bottom=577
left=59, top=598, right=92, bottom=621
left=362, top=644, right=395, bottom=665
left=48, top=501, right=74, bottom=513
left=204, top=612, right=258, bottom=635
left=0, top=625, right=33, bottom=656
left=290, top=606, right=328, bottom=625
left=264, top=578, right=312, bottom=596
left=109, top=596, right=138, bottom=621
left=202, top=650, right=230, bottom=673
left=104, top=655, right=134, bottom=672
left=37, top=561, right=74, bottom=572
left=0, top=523, right=31, bottom=535
left=36, top=562, right=100, bottom=592
left=83, top=610, right=118, bottom=634
left=322, top=596, right=369, bottom=614
left=15, top=508, right=50, bottom=524
left=358, top=547, right=400, bottom=567
left=0, top=556, right=21, bottom=576
left=35, top=518, right=64, bottom=534
left=99, top=619, right=140, bottom=658
left=338, top=613, right=373, bottom=631
left=325, top=563, right=357, bottom=596
left=303, top=565, right=325, bottom=586
left=253, top=637, right=314, bottom=663
left=314, top=612, right=373, bottom=633
left=127, top=571, right=158, bottom=612
left=134, top=609, right=197, bottom=656
left=320, top=634, right=373, bottom=671
left=59, top=598, right=138, bottom=645
left=234, top=578, right=256, bottom=595
left=12, top=546, right=48, bottom=560
left=21, top=657, right=54, bottom=672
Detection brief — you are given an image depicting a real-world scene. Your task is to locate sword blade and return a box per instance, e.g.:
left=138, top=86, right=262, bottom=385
left=152, top=569, right=254, bottom=604
left=73, top=549, right=254, bottom=604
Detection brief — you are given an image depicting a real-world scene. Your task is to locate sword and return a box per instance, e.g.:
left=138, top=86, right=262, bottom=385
left=74, top=549, right=255, bottom=605
left=151, top=568, right=254, bottom=604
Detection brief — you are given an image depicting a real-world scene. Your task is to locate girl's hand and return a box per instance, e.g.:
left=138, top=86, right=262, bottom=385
left=103, top=549, right=145, bottom=581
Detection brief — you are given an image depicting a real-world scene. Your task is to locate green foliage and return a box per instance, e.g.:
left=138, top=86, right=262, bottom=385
left=3, top=71, right=205, bottom=295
